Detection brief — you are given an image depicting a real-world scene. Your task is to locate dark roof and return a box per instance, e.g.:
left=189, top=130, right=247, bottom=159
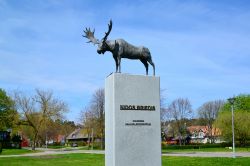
left=66, top=128, right=88, bottom=140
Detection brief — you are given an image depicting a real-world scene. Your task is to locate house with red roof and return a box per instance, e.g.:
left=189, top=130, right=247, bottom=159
left=187, top=125, right=222, bottom=144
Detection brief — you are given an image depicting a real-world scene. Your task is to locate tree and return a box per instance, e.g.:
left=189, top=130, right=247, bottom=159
left=198, top=100, right=224, bottom=143
left=57, top=120, right=76, bottom=138
left=81, top=107, right=96, bottom=149
left=0, top=88, right=18, bottom=131
left=215, top=94, right=250, bottom=146
left=220, top=94, right=250, bottom=112
left=15, top=89, right=68, bottom=150
left=90, top=88, right=105, bottom=149
left=160, top=89, right=169, bottom=140
left=216, top=110, right=250, bottom=146
left=160, top=89, right=167, bottom=122
left=168, top=98, right=192, bottom=145
left=81, top=88, right=105, bottom=149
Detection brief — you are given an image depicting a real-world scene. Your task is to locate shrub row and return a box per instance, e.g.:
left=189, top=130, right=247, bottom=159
left=162, top=142, right=250, bottom=150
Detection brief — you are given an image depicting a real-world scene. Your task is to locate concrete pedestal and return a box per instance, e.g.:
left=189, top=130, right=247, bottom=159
left=105, top=73, right=161, bottom=166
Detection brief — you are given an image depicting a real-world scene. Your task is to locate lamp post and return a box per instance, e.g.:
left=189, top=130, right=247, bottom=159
left=228, top=97, right=236, bottom=158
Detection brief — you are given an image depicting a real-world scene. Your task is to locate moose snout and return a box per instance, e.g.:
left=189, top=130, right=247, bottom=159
left=97, top=49, right=105, bottom=54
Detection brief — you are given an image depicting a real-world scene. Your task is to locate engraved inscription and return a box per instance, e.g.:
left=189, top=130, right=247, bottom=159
left=125, top=120, right=151, bottom=126
left=120, top=105, right=155, bottom=111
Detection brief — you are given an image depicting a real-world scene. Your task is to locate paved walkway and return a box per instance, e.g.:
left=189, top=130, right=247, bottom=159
left=0, top=148, right=103, bottom=158
left=1, top=148, right=250, bottom=158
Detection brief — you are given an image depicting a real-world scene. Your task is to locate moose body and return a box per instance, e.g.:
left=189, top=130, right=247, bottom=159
left=83, top=20, right=155, bottom=75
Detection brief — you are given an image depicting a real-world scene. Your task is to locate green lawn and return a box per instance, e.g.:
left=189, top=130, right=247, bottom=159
left=162, top=147, right=250, bottom=153
left=0, top=153, right=104, bottom=166
left=163, top=156, right=250, bottom=166
left=0, top=153, right=250, bottom=166
left=0, top=149, right=40, bottom=155
left=47, top=145, right=66, bottom=149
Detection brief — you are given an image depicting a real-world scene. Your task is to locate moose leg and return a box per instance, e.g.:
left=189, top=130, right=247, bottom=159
left=140, top=59, right=149, bottom=75
left=113, top=57, right=118, bottom=73
left=118, top=58, right=121, bottom=73
left=148, top=59, right=155, bottom=76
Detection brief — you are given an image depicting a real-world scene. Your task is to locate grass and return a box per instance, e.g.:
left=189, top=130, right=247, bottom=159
left=0, top=148, right=40, bottom=155
left=78, top=146, right=104, bottom=150
left=162, top=147, right=250, bottom=153
left=0, top=153, right=104, bottom=166
left=47, top=145, right=66, bottom=149
left=0, top=153, right=250, bottom=166
left=163, top=156, right=250, bottom=166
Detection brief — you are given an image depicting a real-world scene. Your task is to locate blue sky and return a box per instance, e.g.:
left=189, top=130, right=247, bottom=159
left=1, top=0, right=250, bottom=122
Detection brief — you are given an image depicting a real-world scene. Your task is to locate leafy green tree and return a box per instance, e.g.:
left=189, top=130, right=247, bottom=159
left=215, top=94, right=250, bottom=146
left=0, top=88, right=18, bottom=130
left=220, top=94, right=250, bottom=112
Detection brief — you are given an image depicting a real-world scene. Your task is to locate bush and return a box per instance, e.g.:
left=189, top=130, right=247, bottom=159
left=76, top=141, right=87, bottom=147
left=163, top=143, right=241, bottom=150
left=162, top=142, right=167, bottom=149
left=12, top=135, right=21, bottom=143
left=86, top=142, right=103, bottom=150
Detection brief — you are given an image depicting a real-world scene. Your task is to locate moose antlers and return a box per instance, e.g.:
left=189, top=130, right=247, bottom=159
left=83, top=28, right=99, bottom=45
left=102, top=20, right=112, bottom=42
left=83, top=20, right=112, bottom=44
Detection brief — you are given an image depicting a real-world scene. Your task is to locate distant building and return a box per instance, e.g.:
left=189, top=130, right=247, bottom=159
left=56, top=135, right=65, bottom=144
left=187, top=125, right=222, bottom=144
left=46, top=134, right=66, bottom=145
left=20, top=135, right=29, bottom=147
left=66, top=128, right=90, bottom=147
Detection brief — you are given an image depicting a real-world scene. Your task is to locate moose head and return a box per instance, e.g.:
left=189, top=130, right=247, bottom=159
left=83, top=20, right=113, bottom=55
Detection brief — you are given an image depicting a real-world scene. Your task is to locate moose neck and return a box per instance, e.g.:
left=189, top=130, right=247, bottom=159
left=105, top=40, right=116, bottom=53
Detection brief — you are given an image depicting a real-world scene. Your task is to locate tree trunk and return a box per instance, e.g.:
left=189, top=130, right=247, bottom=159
left=209, top=125, right=214, bottom=144
left=100, top=127, right=105, bottom=150
left=178, top=133, right=182, bottom=146
left=32, top=133, right=38, bottom=150
left=32, top=141, right=35, bottom=150
left=87, top=130, right=91, bottom=150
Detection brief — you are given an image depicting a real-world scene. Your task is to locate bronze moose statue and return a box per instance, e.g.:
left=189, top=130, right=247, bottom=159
left=83, top=20, right=155, bottom=76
